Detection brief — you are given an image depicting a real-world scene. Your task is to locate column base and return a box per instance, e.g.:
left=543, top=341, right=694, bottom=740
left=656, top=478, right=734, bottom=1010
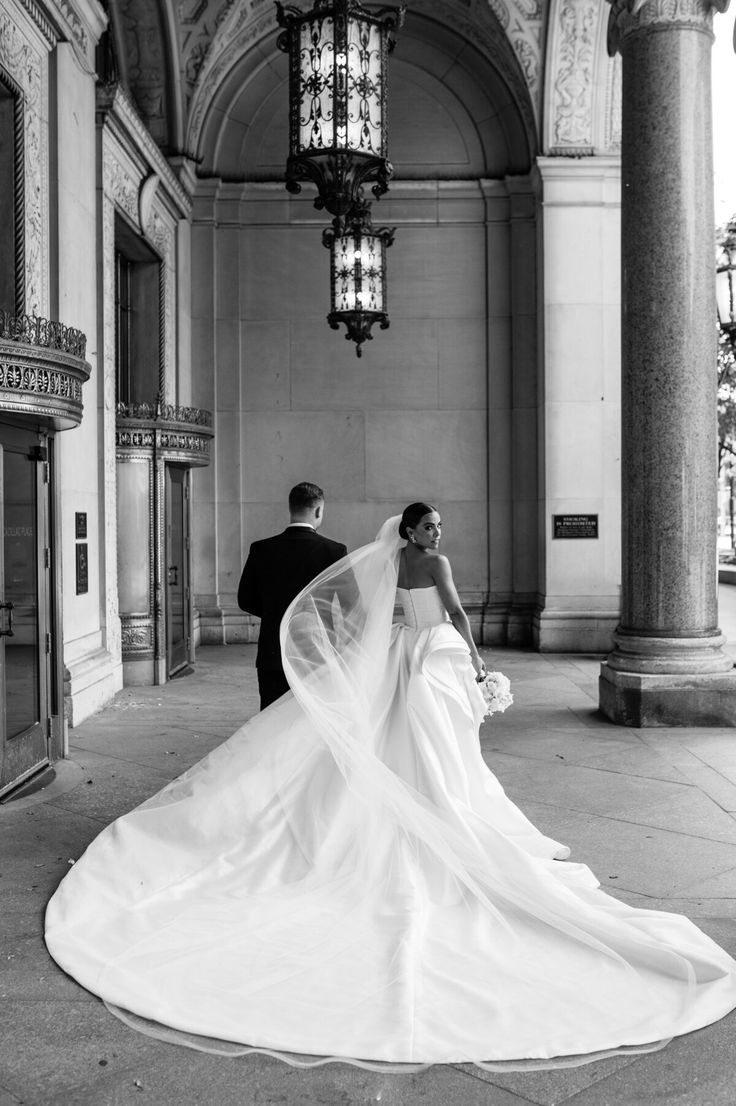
left=599, top=662, right=736, bottom=727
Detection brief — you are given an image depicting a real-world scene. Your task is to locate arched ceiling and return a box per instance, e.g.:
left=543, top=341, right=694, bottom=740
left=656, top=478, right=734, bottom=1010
left=197, top=6, right=535, bottom=180
left=101, top=0, right=621, bottom=172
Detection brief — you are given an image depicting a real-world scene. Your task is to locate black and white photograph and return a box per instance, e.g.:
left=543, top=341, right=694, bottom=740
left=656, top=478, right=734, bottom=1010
left=3, top=2, right=736, bottom=1104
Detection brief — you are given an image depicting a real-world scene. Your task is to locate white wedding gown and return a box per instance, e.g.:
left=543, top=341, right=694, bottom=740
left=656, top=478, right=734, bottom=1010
left=45, top=519, right=736, bottom=1069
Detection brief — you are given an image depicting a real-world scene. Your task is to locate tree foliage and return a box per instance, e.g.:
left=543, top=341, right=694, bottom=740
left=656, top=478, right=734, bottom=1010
left=717, top=218, right=736, bottom=477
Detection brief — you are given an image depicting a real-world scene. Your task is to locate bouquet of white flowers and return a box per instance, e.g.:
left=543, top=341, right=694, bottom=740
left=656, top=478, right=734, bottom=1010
left=476, top=669, right=513, bottom=717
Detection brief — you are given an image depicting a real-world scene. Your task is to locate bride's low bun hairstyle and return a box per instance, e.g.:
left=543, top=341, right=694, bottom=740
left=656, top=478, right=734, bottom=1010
left=399, top=502, right=437, bottom=540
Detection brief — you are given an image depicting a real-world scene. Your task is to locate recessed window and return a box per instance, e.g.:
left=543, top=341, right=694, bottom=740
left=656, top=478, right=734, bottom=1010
left=114, top=216, right=161, bottom=407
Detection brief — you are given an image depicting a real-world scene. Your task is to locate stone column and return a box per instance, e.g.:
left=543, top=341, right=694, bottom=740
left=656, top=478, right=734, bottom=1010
left=600, top=0, right=736, bottom=725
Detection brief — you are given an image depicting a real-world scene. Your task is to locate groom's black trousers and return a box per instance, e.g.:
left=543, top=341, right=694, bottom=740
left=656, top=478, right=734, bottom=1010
left=258, top=668, right=290, bottom=711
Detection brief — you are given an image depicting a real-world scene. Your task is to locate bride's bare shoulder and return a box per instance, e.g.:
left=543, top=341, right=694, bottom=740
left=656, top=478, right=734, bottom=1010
left=429, top=552, right=452, bottom=577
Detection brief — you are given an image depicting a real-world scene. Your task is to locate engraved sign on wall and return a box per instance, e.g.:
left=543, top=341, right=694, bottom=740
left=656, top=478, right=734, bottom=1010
left=76, top=543, right=88, bottom=594
left=553, top=514, right=599, bottom=540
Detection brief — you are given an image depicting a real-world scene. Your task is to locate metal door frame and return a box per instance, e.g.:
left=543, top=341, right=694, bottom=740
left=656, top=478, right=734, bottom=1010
left=0, top=423, right=53, bottom=797
left=165, top=463, right=191, bottom=678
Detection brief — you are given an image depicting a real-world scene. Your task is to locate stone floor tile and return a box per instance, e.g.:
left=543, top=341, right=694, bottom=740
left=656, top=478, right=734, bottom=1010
left=523, top=805, right=736, bottom=899
left=551, top=1015, right=736, bottom=1106
left=34, top=1052, right=535, bottom=1106
left=558, top=743, right=687, bottom=785
left=0, top=999, right=167, bottom=1103
left=456, top=1052, right=642, bottom=1106
left=675, top=865, right=736, bottom=902
left=489, top=756, right=736, bottom=844
left=5, top=642, right=736, bottom=1104
left=611, top=884, right=736, bottom=920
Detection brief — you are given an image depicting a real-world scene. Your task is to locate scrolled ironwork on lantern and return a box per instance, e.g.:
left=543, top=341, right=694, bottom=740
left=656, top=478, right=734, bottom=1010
left=717, top=236, right=736, bottom=342
left=322, top=202, right=394, bottom=356
left=276, top=0, right=404, bottom=225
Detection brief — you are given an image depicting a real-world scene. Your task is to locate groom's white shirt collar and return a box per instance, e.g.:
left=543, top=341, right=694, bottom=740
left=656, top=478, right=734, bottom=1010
left=287, top=522, right=315, bottom=530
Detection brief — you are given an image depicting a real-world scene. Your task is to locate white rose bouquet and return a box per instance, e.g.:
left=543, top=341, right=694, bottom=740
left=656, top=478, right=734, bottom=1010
left=476, top=669, right=513, bottom=717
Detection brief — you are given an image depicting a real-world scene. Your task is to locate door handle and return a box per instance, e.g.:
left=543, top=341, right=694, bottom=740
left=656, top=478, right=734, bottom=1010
left=0, top=600, right=14, bottom=637
left=167, top=566, right=178, bottom=587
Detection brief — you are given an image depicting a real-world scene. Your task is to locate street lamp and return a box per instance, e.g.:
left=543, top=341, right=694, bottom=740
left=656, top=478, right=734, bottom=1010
left=322, top=201, right=394, bottom=356
left=275, top=0, right=405, bottom=228
left=716, top=235, right=736, bottom=342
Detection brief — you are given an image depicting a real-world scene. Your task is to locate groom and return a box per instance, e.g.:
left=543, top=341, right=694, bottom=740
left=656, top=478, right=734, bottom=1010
left=237, top=482, right=348, bottom=709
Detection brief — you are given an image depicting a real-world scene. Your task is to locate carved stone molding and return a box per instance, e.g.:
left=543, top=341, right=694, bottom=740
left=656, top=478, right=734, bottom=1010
left=544, top=0, right=623, bottom=156
left=15, top=0, right=55, bottom=45
left=98, top=84, right=192, bottom=217
left=0, top=2, right=49, bottom=316
left=604, top=51, right=623, bottom=151
left=547, top=0, right=600, bottom=153
left=120, top=620, right=154, bottom=654
left=608, top=0, right=727, bottom=53
left=47, top=0, right=108, bottom=73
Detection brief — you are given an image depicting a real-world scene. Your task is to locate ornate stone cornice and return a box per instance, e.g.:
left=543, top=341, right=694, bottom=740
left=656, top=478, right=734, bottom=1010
left=14, top=0, right=56, bottom=46
left=97, top=83, right=192, bottom=219
left=608, top=0, right=729, bottom=54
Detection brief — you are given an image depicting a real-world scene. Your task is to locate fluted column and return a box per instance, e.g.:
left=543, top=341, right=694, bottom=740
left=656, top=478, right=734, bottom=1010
left=600, top=0, right=736, bottom=725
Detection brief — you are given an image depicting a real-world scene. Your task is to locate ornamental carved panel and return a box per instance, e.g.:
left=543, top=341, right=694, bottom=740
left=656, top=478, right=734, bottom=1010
left=0, top=1, right=50, bottom=316
left=552, top=0, right=598, bottom=151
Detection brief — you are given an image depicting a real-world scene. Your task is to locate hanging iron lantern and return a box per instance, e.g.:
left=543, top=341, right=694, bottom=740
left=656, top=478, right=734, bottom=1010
left=322, top=201, right=395, bottom=356
left=717, top=235, right=736, bottom=343
left=275, top=0, right=405, bottom=227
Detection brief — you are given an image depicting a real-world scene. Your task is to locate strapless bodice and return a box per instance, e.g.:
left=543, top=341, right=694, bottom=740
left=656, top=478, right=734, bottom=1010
left=395, top=586, right=449, bottom=631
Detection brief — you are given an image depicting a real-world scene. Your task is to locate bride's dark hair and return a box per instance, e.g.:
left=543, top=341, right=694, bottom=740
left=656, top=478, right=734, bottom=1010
left=399, top=502, right=437, bottom=540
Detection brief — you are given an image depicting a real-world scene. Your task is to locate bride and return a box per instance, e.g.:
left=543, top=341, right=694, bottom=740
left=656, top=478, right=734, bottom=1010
left=45, top=504, right=736, bottom=1070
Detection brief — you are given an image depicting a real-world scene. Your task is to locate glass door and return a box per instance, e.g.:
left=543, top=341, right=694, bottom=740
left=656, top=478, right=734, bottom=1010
left=165, top=465, right=190, bottom=676
left=0, top=425, right=50, bottom=796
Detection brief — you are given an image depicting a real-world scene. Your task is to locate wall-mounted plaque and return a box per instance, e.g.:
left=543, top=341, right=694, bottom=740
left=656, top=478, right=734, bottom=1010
left=75, top=512, right=87, bottom=540
left=76, top=542, right=88, bottom=594
left=553, top=514, right=599, bottom=540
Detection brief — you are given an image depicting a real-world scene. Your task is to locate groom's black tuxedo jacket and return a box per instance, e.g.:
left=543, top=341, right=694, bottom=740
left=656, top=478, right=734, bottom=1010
left=237, top=526, right=347, bottom=672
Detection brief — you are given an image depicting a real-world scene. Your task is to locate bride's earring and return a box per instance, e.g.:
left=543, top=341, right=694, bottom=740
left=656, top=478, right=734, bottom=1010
left=410, top=535, right=416, bottom=544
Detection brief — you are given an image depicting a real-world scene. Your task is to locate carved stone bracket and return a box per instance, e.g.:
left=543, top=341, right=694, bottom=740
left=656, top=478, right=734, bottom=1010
left=0, top=313, right=91, bottom=429
left=608, top=0, right=729, bottom=55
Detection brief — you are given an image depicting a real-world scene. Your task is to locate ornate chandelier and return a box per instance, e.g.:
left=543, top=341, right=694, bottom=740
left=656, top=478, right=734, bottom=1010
left=322, top=202, right=395, bottom=356
left=276, top=0, right=405, bottom=227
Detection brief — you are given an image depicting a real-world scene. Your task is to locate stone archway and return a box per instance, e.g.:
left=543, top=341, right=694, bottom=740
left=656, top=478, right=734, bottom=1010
left=187, top=0, right=546, bottom=650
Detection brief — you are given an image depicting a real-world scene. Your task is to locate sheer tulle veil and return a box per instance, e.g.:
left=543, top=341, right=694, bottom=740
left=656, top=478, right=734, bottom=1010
left=46, top=513, right=736, bottom=1072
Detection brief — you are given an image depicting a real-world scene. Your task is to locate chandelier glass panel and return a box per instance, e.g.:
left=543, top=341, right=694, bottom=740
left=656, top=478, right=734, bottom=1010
left=717, top=237, right=736, bottom=340
left=276, top=0, right=404, bottom=355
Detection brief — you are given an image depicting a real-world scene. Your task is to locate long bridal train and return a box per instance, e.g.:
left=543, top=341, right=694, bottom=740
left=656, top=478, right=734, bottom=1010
left=45, top=518, right=736, bottom=1068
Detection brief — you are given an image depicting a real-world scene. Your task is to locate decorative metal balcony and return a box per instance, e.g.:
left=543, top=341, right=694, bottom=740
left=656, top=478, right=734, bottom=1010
left=115, top=401, right=214, bottom=465
left=0, top=311, right=90, bottom=429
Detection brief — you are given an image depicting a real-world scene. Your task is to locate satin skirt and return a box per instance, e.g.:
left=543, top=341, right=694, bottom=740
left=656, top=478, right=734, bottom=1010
left=45, top=624, right=736, bottom=1066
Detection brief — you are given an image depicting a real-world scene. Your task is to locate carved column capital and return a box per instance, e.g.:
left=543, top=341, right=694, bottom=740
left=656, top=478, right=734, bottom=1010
left=608, top=0, right=729, bottom=55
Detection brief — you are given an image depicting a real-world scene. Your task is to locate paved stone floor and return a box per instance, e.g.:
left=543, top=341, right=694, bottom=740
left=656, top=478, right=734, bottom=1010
left=4, top=593, right=736, bottom=1105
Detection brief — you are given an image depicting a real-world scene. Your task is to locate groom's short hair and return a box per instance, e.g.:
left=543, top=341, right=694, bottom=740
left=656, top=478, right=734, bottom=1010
left=289, top=482, right=324, bottom=512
